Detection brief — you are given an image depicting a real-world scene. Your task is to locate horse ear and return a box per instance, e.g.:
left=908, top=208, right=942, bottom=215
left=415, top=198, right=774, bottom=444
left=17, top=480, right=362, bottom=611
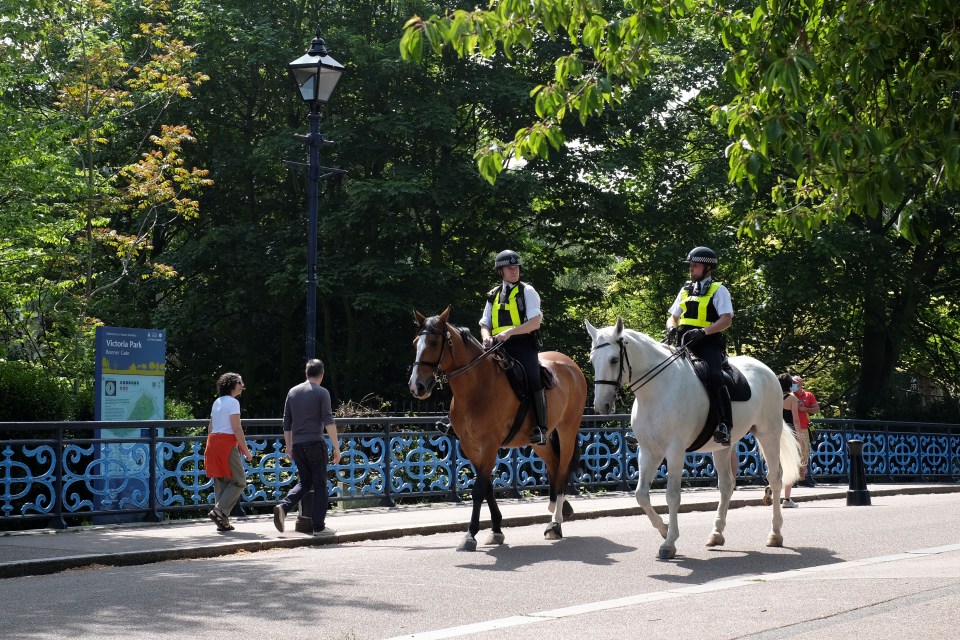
left=615, top=316, right=624, bottom=334
left=585, top=319, right=597, bottom=340
left=414, top=310, right=426, bottom=326
left=439, top=306, right=451, bottom=323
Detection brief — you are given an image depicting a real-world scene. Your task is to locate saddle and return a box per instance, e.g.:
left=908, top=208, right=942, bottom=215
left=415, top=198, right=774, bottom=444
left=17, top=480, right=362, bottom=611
left=686, top=355, right=752, bottom=452
left=494, top=353, right=556, bottom=446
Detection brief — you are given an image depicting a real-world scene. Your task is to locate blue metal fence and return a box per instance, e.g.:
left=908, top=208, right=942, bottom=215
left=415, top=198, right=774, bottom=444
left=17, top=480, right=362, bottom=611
left=2, top=416, right=958, bottom=529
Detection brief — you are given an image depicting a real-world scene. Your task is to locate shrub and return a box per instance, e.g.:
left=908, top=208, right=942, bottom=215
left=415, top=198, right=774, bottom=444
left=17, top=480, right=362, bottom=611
left=0, top=360, right=75, bottom=421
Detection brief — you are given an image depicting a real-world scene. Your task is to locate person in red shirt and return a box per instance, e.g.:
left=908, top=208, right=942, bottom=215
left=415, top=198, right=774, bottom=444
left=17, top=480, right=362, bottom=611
left=792, top=375, right=821, bottom=487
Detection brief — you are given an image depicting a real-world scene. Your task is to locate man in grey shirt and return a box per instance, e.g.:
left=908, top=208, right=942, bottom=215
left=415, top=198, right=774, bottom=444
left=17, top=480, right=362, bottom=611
left=273, top=359, right=341, bottom=536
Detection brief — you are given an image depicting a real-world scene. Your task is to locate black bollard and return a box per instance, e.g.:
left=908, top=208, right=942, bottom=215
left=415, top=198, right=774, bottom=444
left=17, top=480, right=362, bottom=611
left=846, top=439, right=872, bottom=506
left=294, top=490, right=315, bottom=533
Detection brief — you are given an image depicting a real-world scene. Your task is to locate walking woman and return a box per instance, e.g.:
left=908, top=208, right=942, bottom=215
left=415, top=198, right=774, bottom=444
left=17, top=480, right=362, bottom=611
left=204, top=372, right=252, bottom=531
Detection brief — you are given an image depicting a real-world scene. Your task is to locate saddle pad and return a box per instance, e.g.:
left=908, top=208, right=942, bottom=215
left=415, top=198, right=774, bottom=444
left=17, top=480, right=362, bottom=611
left=686, top=360, right=752, bottom=452
left=691, top=360, right=751, bottom=402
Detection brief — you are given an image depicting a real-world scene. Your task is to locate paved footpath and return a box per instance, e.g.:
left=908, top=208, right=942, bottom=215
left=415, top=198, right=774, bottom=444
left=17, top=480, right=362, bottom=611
left=2, top=482, right=957, bottom=579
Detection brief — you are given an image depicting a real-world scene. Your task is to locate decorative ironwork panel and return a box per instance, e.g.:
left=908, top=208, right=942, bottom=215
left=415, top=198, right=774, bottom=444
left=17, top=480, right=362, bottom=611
left=388, top=432, right=454, bottom=495
left=3, top=417, right=960, bottom=529
left=578, top=431, right=627, bottom=485
left=0, top=444, right=56, bottom=516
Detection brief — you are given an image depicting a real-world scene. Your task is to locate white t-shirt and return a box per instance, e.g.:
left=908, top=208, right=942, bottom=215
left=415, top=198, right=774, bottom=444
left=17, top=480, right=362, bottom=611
left=210, top=395, right=240, bottom=435
left=669, top=282, right=734, bottom=318
left=480, top=282, right=543, bottom=328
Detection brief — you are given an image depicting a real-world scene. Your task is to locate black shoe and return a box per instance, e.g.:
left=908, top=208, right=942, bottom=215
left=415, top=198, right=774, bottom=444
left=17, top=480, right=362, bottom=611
left=530, top=427, right=547, bottom=446
left=800, top=477, right=816, bottom=488
left=713, top=423, right=731, bottom=446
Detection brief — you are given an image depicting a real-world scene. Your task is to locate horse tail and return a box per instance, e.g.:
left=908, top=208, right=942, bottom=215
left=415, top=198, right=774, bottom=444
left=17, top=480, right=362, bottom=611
left=778, top=422, right=802, bottom=486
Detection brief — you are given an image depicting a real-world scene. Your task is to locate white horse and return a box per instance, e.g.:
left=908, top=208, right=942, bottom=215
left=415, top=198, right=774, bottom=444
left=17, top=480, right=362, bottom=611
left=585, top=318, right=801, bottom=559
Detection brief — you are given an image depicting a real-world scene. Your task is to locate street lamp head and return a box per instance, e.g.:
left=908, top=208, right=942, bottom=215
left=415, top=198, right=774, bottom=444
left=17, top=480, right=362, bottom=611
left=288, top=27, right=344, bottom=104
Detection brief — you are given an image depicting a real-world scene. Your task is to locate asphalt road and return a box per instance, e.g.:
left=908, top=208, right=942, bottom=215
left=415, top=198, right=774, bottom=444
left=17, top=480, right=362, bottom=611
left=3, top=492, right=959, bottom=640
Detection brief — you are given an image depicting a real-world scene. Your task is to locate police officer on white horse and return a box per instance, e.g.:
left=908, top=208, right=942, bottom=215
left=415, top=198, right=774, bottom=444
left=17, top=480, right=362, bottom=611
left=665, top=246, right=734, bottom=445
left=480, top=250, right=548, bottom=445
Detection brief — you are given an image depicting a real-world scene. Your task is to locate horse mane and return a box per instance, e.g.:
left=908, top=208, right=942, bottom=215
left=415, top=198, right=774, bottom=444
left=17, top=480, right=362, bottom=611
left=424, top=316, right=484, bottom=353
left=455, top=325, right=484, bottom=351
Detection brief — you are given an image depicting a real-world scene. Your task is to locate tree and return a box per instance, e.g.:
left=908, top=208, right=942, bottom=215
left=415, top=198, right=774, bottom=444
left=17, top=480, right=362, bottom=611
left=0, top=0, right=210, bottom=380
left=400, top=0, right=960, bottom=417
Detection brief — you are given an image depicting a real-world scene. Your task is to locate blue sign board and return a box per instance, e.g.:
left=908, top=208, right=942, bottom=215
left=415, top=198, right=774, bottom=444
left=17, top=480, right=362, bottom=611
left=94, top=327, right=166, bottom=520
left=95, top=327, right=166, bottom=421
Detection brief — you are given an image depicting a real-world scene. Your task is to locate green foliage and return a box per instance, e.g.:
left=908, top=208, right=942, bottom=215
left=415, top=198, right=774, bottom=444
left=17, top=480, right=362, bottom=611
left=164, top=398, right=197, bottom=420
left=0, top=361, right=76, bottom=421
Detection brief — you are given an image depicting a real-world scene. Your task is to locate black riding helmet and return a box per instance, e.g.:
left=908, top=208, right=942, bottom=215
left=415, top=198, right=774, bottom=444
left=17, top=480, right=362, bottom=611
left=682, top=246, right=718, bottom=269
left=494, top=250, right=522, bottom=275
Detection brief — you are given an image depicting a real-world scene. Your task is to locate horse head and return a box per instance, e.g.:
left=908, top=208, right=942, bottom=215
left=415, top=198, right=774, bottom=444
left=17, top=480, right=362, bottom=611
left=409, top=307, right=453, bottom=399
left=585, top=317, right=626, bottom=415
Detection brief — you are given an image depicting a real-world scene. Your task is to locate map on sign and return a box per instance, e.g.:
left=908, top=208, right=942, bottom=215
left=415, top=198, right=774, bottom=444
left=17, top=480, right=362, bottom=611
left=98, top=375, right=164, bottom=421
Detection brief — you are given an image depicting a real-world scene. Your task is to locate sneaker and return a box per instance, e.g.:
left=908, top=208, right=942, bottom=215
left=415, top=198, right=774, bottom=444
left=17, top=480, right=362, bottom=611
left=435, top=417, right=453, bottom=436
left=781, top=498, right=798, bottom=508
left=273, top=504, right=286, bottom=533
left=313, top=527, right=337, bottom=538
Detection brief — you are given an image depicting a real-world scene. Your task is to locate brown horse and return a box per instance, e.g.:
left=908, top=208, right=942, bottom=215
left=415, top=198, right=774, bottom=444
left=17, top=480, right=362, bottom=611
left=408, top=308, right=588, bottom=551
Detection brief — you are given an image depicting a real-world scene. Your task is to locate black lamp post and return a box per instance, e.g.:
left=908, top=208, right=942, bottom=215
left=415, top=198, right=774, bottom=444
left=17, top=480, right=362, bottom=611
left=288, top=28, right=346, bottom=361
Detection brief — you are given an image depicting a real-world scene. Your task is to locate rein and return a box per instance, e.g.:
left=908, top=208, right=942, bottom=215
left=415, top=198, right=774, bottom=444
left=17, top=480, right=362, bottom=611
left=592, top=337, right=688, bottom=396
left=413, top=326, right=505, bottom=386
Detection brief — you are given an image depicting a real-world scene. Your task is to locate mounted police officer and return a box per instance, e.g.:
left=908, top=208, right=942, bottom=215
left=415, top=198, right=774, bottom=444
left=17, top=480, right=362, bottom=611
left=665, top=246, right=734, bottom=445
left=480, top=250, right=548, bottom=445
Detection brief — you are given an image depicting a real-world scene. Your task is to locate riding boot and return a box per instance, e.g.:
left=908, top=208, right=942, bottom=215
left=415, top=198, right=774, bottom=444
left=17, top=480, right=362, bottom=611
left=530, top=389, right=548, bottom=446
left=713, top=386, right=732, bottom=445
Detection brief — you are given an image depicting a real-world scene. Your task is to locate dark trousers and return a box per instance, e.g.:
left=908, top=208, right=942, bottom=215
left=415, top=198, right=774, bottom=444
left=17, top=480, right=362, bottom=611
left=688, top=337, right=724, bottom=391
left=688, top=336, right=731, bottom=426
left=504, top=335, right=542, bottom=394
left=280, top=440, right=329, bottom=531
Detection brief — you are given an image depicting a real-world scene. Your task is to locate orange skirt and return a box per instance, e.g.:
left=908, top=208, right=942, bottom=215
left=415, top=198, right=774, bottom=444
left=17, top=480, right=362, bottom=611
left=204, top=433, right=239, bottom=478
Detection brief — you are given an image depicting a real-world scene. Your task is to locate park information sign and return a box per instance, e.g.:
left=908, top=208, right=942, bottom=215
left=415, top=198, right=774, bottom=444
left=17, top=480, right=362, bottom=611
left=94, top=327, right=166, bottom=519
left=95, top=327, right=166, bottom=421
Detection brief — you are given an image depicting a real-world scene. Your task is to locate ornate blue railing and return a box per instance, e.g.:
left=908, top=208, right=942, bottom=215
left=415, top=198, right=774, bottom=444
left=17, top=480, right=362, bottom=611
left=1, top=416, right=958, bottom=529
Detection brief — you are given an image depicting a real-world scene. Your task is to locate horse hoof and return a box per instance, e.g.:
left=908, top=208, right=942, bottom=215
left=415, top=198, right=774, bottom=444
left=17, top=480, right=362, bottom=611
left=767, top=533, right=783, bottom=547
left=457, top=535, right=478, bottom=552
left=485, top=532, right=505, bottom=545
left=706, top=532, right=725, bottom=547
left=544, top=522, right=562, bottom=540
left=562, top=501, right=574, bottom=519
left=658, top=546, right=676, bottom=560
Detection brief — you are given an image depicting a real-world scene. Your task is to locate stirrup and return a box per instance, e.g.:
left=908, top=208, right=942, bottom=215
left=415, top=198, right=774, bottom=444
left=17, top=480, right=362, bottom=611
left=530, top=427, right=547, bottom=446
left=713, top=423, right=731, bottom=445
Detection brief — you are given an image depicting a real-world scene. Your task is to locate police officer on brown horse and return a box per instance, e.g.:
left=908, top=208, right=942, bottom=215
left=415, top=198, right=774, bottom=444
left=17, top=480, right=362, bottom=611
left=665, top=246, right=734, bottom=445
left=480, top=250, right=548, bottom=445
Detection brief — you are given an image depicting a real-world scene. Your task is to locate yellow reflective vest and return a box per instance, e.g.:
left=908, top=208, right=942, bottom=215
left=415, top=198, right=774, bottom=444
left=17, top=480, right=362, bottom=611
left=489, top=283, right=525, bottom=335
left=678, top=281, right=721, bottom=328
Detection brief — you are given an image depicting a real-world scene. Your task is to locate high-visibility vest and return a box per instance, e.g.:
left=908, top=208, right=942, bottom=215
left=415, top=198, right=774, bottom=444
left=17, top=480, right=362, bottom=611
left=489, top=283, right=527, bottom=335
left=678, top=281, right=721, bottom=328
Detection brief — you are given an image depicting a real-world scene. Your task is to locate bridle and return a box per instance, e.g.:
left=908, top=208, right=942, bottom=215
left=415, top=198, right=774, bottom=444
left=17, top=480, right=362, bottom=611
left=591, top=335, right=688, bottom=398
left=412, top=323, right=505, bottom=387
